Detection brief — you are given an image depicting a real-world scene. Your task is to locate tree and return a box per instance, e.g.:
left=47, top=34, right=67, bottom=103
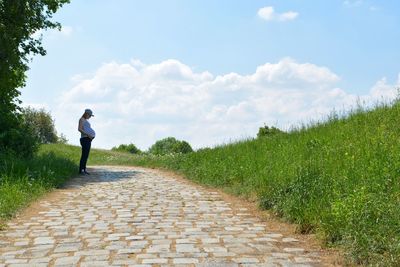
left=0, top=0, right=69, bottom=155
left=148, top=137, right=193, bottom=155
left=22, top=107, right=58, bottom=144
left=112, top=143, right=142, bottom=154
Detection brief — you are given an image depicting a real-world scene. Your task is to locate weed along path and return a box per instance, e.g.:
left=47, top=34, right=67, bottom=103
left=0, top=166, right=338, bottom=266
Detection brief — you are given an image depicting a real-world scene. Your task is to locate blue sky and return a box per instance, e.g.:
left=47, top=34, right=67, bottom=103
left=22, top=0, right=400, bottom=149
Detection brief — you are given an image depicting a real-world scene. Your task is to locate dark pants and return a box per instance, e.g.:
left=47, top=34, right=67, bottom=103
left=79, top=137, right=92, bottom=172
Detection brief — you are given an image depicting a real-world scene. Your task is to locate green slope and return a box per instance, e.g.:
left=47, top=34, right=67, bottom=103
left=127, top=102, right=400, bottom=265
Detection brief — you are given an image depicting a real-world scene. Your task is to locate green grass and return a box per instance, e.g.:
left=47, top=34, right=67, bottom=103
left=40, top=143, right=138, bottom=166
left=122, top=102, right=400, bottom=266
left=0, top=150, right=75, bottom=225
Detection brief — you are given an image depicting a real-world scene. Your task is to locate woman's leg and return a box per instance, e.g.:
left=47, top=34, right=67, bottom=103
left=79, top=138, right=85, bottom=173
left=79, top=138, right=90, bottom=173
left=84, top=140, right=92, bottom=171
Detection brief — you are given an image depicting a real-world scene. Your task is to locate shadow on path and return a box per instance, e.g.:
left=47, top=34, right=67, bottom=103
left=60, top=167, right=142, bottom=189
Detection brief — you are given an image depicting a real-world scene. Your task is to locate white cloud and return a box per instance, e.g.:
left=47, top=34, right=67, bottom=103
left=279, top=11, right=299, bottom=21
left=258, top=6, right=275, bottom=21
left=258, top=6, right=299, bottom=22
left=53, top=58, right=399, bottom=150
left=343, top=0, right=364, bottom=7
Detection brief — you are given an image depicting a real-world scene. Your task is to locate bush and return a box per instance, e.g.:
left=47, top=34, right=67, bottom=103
left=148, top=137, right=193, bottom=155
left=111, top=143, right=141, bottom=154
left=57, top=133, right=68, bottom=144
left=0, top=112, right=38, bottom=158
left=22, top=107, right=58, bottom=144
left=257, top=125, right=285, bottom=138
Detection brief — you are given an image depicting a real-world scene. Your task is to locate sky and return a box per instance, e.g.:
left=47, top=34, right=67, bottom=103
left=22, top=0, right=400, bottom=150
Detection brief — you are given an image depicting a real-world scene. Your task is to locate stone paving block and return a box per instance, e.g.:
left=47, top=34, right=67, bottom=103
left=213, top=252, right=236, bottom=257
left=176, top=238, right=197, bottom=244
left=282, top=237, right=299, bottom=243
left=5, top=259, right=28, bottom=264
left=293, top=257, right=316, bottom=263
left=283, top=247, right=305, bottom=253
left=135, top=254, right=158, bottom=259
left=126, top=235, right=145, bottom=240
left=54, top=256, right=80, bottom=265
left=129, top=240, right=148, bottom=249
left=28, top=257, right=51, bottom=264
left=232, top=257, right=260, bottom=263
left=176, top=244, right=200, bottom=253
left=112, top=259, right=137, bottom=265
left=151, top=239, right=172, bottom=245
left=82, top=254, right=109, bottom=261
left=142, top=258, right=168, bottom=264
left=53, top=242, right=82, bottom=253
left=81, top=261, right=110, bottom=267
left=173, top=258, right=199, bottom=264
left=117, top=248, right=142, bottom=254
left=33, top=237, right=54, bottom=245
left=203, top=246, right=228, bottom=253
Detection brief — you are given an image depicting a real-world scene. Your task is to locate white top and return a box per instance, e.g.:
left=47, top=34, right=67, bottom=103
left=81, top=118, right=96, bottom=138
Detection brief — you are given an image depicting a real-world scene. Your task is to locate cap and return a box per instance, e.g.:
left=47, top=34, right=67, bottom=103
left=85, top=109, right=94, bottom=117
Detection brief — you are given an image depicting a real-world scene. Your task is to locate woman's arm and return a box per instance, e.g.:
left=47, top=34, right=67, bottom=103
left=78, top=118, right=86, bottom=135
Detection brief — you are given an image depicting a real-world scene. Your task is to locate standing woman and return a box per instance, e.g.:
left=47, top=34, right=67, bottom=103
left=78, top=109, right=96, bottom=175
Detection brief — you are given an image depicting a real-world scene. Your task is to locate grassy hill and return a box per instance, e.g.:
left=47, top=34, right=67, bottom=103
left=126, top=102, right=400, bottom=266
left=1, top=102, right=400, bottom=265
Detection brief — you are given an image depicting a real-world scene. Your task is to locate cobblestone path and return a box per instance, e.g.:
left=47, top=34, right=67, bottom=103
left=0, top=166, right=329, bottom=266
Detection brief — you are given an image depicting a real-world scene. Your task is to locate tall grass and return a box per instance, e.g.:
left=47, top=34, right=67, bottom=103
left=0, top=150, right=76, bottom=225
left=125, top=102, right=400, bottom=266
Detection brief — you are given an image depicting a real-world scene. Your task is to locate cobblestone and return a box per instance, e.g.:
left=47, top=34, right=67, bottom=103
left=0, top=166, right=327, bottom=266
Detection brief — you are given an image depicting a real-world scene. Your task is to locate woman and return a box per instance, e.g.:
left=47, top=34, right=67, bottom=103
left=78, top=109, right=96, bottom=175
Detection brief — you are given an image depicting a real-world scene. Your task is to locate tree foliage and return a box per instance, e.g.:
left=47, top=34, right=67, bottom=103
left=0, top=0, right=69, bottom=156
left=22, top=107, right=58, bottom=144
left=112, top=143, right=142, bottom=154
left=149, top=137, right=193, bottom=155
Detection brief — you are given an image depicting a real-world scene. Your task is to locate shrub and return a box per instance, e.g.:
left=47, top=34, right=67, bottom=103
left=257, top=125, right=285, bottom=138
left=57, top=133, right=68, bottom=144
left=21, top=107, right=58, bottom=144
left=111, top=143, right=141, bottom=154
left=0, top=113, right=38, bottom=158
left=148, top=137, right=193, bottom=155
